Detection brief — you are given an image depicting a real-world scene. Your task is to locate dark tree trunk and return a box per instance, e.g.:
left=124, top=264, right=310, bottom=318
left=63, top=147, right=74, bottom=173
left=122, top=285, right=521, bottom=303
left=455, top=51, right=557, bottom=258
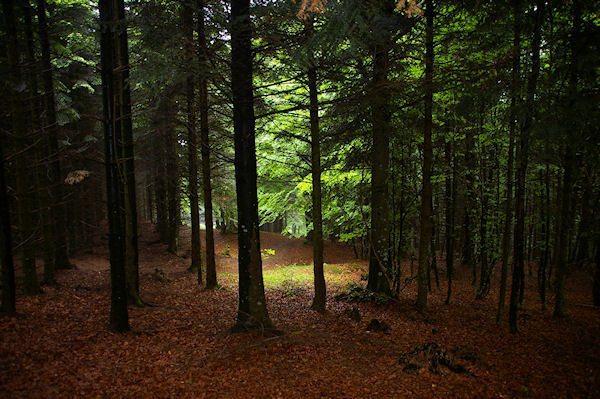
left=37, top=0, right=70, bottom=271
left=538, top=162, right=550, bottom=310
left=0, top=138, right=16, bottom=314
left=99, top=0, right=129, bottom=332
left=306, top=17, right=325, bottom=311
left=166, top=101, right=180, bottom=254
left=197, top=0, right=217, bottom=289
left=110, top=0, right=141, bottom=306
left=154, top=139, right=168, bottom=243
left=594, top=232, right=600, bottom=307
left=3, top=0, right=40, bottom=296
left=230, top=0, right=273, bottom=331
left=510, top=0, right=544, bottom=333
left=554, top=1, right=580, bottom=317
left=367, top=1, right=393, bottom=296
left=416, top=0, right=434, bottom=310
left=183, top=1, right=202, bottom=282
left=477, top=147, right=490, bottom=299
left=445, top=140, right=456, bottom=305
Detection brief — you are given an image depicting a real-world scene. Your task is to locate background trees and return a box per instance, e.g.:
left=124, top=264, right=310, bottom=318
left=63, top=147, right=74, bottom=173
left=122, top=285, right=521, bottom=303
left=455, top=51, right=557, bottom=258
left=1, top=0, right=598, bottom=331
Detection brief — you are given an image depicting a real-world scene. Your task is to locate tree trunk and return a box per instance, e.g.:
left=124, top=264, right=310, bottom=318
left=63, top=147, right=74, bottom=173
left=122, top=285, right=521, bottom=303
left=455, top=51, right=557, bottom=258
left=183, top=1, right=202, bottom=282
left=36, top=0, right=70, bottom=271
left=510, top=0, right=544, bottom=333
left=593, top=232, right=600, bottom=307
left=306, top=17, right=326, bottom=311
left=230, top=0, right=274, bottom=331
left=554, top=0, right=580, bottom=318
left=367, top=1, right=393, bottom=296
left=445, top=140, right=457, bottom=305
left=197, top=0, right=217, bottom=289
left=166, top=101, right=180, bottom=254
left=99, top=0, right=129, bottom=332
left=3, top=0, right=40, bottom=296
left=496, top=10, right=517, bottom=320
left=416, top=0, right=434, bottom=310
left=110, top=0, right=142, bottom=307
left=0, top=138, right=16, bottom=314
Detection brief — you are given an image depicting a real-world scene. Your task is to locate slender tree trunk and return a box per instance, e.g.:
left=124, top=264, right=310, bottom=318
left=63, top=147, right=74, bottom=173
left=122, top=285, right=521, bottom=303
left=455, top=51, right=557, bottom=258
left=538, top=162, right=550, bottom=310
left=166, top=101, right=180, bottom=254
left=154, top=138, right=168, bottom=242
left=444, top=138, right=456, bottom=304
left=230, top=0, right=274, bottom=331
left=416, top=0, right=434, bottom=310
left=497, top=30, right=517, bottom=321
left=99, top=0, right=129, bottom=332
left=197, top=0, right=217, bottom=289
left=510, top=0, right=544, bottom=333
left=183, top=2, right=202, bottom=281
left=593, top=232, right=600, bottom=307
left=4, top=0, right=40, bottom=296
left=109, top=0, right=142, bottom=306
left=554, top=1, right=580, bottom=318
left=306, top=17, right=326, bottom=310
left=0, top=138, right=16, bottom=314
left=477, top=147, right=490, bottom=299
left=37, top=0, right=70, bottom=271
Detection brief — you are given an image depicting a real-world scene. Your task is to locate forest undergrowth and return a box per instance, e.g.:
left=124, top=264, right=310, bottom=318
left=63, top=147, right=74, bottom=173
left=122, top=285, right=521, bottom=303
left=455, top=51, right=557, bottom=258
left=1, top=223, right=599, bottom=398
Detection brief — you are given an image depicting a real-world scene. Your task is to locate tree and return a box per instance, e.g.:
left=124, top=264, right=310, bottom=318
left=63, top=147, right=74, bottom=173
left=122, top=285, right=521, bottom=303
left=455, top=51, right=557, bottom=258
left=230, top=0, right=274, bottom=331
left=510, top=0, right=544, bottom=334
left=36, top=0, right=71, bottom=274
left=0, top=138, right=15, bottom=314
left=416, top=0, right=434, bottom=310
left=496, top=0, right=519, bottom=324
left=554, top=0, right=581, bottom=319
left=197, top=0, right=217, bottom=289
left=367, top=0, right=393, bottom=296
left=305, top=16, right=326, bottom=310
left=3, top=0, right=40, bottom=296
left=99, top=0, right=130, bottom=332
left=183, top=0, right=202, bottom=282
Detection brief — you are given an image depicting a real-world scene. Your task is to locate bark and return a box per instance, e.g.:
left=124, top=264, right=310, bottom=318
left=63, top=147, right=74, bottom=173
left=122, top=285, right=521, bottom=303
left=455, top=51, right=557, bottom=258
left=0, top=138, right=16, bottom=313
left=594, top=232, right=600, bottom=307
left=496, top=11, right=518, bottom=321
left=477, top=148, right=490, bottom=299
left=100, top=0, right=129, bottom=332
left=538, top=162, right=550, bottom=310
left=367, top=1, right=393, bottom=296
left=306, top=17, right=326, bottom=311
left=554, top=0, right=581, bottom=318
left=510, top=0, right=544, bottom=333
left=445, top=140, right=456, bottom=305
left=154, top=138, right=168, bottom=242
left=166, top=100, right=180, bottom=254
left=183, top=1, right=202, bottom=281
left=110, top=0, right=142, bottom=306
left=197, top=0, right=217, bottom=289
left=230, top=0, right=273, bottom=331
left=3, top=0, right=40, bottom=296
left=416, top=0, right=434, bottom=310
left=36, top=0, right=70, bottom=271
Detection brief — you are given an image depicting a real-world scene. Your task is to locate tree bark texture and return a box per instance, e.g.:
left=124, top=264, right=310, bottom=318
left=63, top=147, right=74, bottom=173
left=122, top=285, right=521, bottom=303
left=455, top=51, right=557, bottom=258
left=417, top=0, right=434, bottom=310
left=197, top=0, right=217, bottom=289
left=100, top=0, right=130, bottom=332
left=510, top=0, right=544, bottom=333
left=231, top=0, right=273, bottom=331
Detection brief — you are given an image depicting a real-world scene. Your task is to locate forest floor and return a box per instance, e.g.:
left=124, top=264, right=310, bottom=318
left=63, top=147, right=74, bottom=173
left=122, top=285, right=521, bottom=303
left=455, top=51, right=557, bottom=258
left=1, top=222, right=599, bottom=398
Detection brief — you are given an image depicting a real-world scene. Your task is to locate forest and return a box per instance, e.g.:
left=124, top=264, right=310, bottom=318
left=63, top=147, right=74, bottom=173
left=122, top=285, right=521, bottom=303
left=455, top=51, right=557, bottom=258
left=1, top=0, right=599, bottom=397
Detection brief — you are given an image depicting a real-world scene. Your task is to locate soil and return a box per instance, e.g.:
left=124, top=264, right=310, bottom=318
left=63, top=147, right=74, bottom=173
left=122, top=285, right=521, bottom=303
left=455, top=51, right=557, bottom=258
left=1, top=222, right=599, bottom=398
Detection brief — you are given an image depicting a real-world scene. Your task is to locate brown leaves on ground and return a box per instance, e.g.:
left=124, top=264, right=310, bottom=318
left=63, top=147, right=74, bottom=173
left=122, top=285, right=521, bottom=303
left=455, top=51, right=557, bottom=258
left=1, top=223, right=599, bottom=398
